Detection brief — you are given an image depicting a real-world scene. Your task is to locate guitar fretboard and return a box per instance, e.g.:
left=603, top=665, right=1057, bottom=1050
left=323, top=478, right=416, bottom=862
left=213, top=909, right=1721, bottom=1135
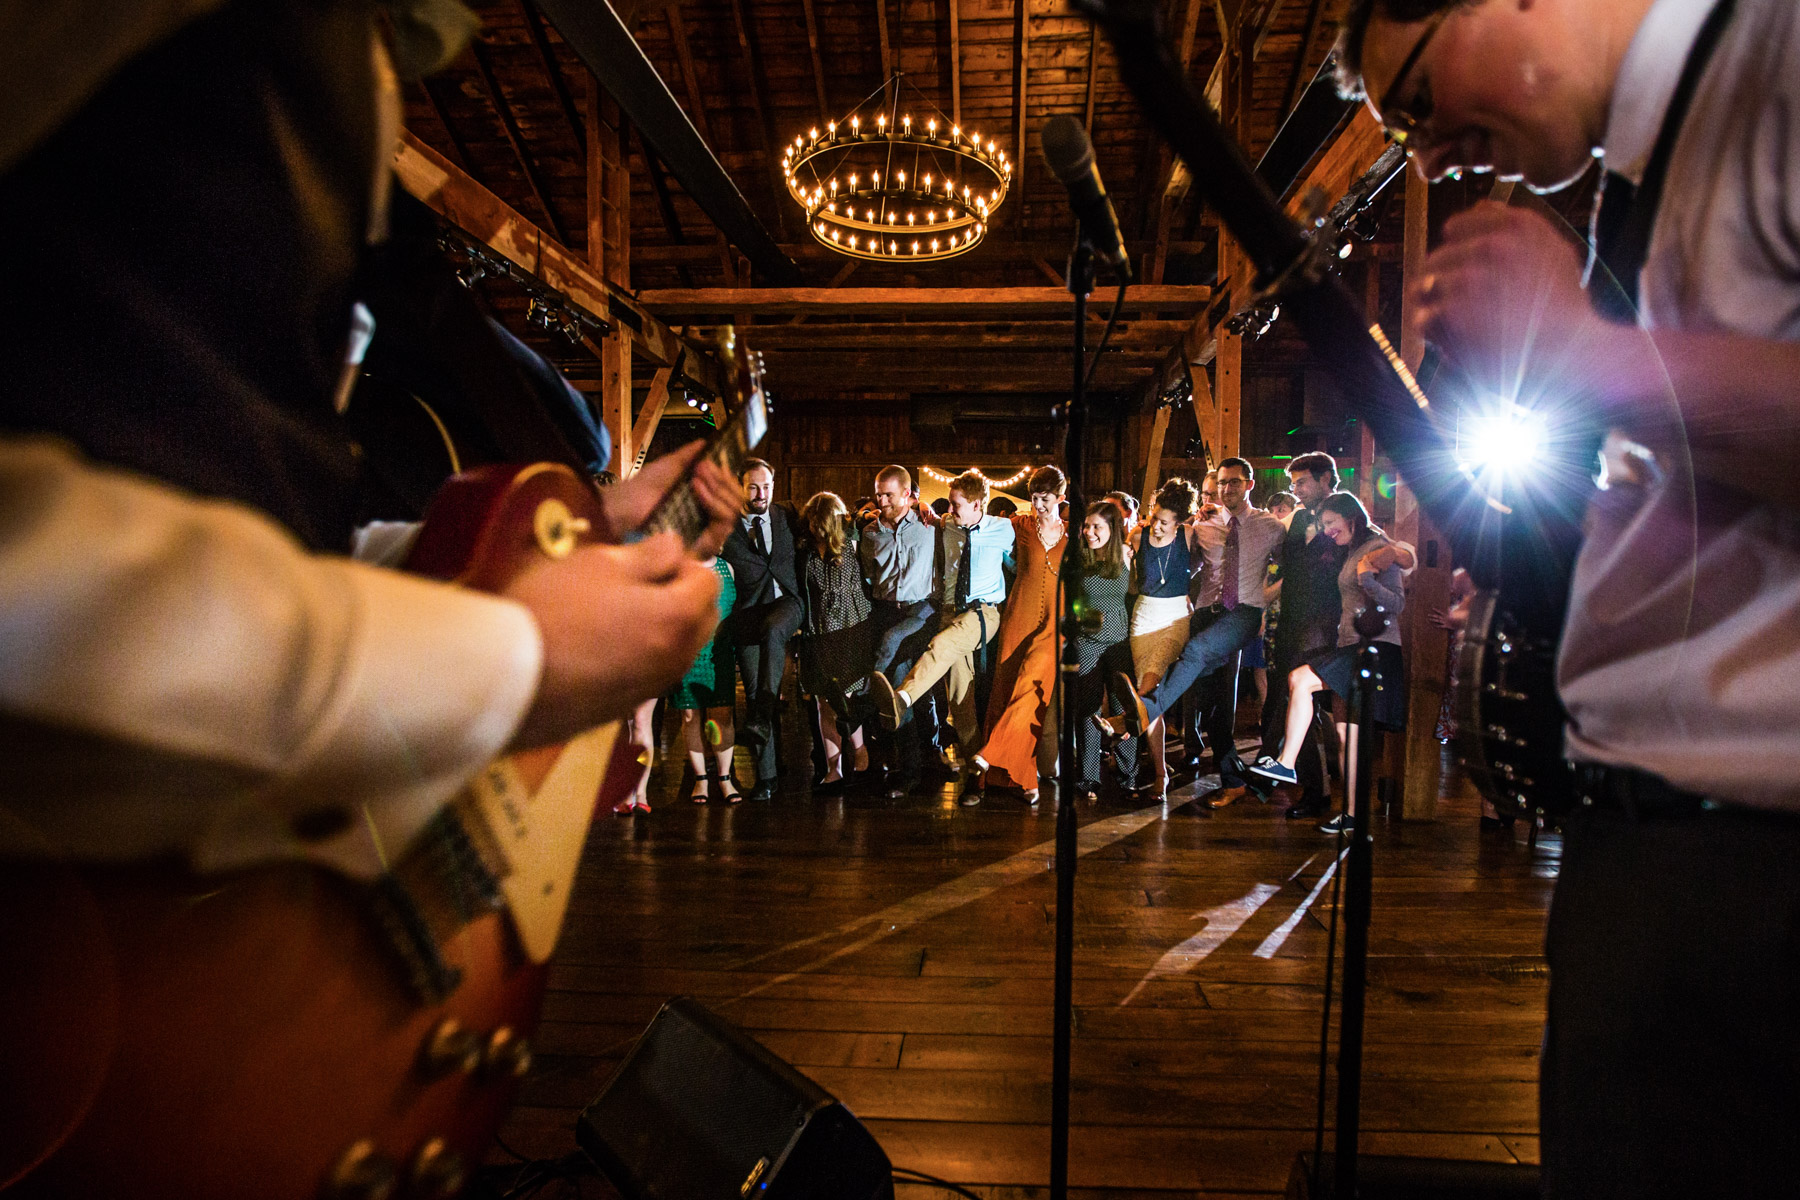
left=641, top=384, right=768, bottom=546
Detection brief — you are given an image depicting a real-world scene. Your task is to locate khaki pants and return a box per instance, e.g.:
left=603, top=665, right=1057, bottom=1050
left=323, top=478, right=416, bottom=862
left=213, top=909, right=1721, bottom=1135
left=899, top=604, right=999, bottom=755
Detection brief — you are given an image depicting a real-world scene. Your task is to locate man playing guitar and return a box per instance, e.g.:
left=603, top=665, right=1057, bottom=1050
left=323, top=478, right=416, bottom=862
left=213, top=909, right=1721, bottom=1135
left=1342, top=0, right=1800, bottom=1193
left=0, top=5, right=742, bottom=1191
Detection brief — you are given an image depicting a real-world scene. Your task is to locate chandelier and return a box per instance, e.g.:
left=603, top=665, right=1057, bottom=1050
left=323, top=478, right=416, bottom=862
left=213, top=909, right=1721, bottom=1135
left=782, top=77, right=1011, bottom=263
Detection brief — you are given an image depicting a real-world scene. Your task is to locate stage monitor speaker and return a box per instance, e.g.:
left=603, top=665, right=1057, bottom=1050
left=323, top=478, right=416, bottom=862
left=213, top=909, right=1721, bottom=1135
left=577, top=996, right=895, bottom=1200
left=1287, top=1152, right=1541, bottom=1199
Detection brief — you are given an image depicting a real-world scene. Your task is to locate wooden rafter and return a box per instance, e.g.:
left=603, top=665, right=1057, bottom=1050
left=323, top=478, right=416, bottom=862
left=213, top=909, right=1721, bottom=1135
left=629, top=238, right=1210, bottom=266
left=876, top=0, right=893, bottom=93
left=640, top=138, right=697, bottom=288
left=630, top=365, right=677, bottom=474
left=418, top=78, right=473, bottom=172
left=395, top=130, right=723, bottom=396
left=1012, top=0, right=1029, bottom=232
left=468, top=37, right=566, bottom=242
left=947, top=0, right=962, bottom=127
left=1281, top=0, right=1330, bottom=119
left=726, top=0, right=789, bottom=240
left=1083, top=23, right=1100, bottom=133
left=638, top=285, right=1210, bottom=319
left=517, top=0, right=586, bottom=150
left=664, top=4, right=714, bottom=146
left=800, top=0, right=831, bottom=122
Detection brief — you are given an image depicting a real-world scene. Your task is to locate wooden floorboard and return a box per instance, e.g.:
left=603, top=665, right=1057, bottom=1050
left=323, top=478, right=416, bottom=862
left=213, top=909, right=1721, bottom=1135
left=492, top=724, right=1558, bottom=1197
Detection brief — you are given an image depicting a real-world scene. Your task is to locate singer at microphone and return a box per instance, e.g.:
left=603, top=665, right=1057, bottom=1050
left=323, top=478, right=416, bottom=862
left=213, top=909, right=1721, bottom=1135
left=1040, top=115, right=1133, bottom=281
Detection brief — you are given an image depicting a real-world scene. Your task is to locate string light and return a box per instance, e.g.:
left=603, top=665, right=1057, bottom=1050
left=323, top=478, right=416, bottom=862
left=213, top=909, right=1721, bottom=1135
left=919, top=464, right=1034, bottom=489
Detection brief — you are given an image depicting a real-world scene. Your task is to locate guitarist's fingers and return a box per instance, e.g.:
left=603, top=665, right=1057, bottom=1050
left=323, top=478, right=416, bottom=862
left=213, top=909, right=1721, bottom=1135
left=605, top=441, right=710, bottom=533
left=624, top=531, right=689, bottom=583
left=689, top=459, right=741, bottom=556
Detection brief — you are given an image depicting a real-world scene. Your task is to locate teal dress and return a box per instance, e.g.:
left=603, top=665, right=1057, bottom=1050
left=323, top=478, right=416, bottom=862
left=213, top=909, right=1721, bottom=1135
left=669, top=558, right=737, bottom=709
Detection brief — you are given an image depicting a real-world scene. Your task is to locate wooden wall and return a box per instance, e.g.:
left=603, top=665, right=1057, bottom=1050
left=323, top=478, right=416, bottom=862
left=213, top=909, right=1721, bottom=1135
left=758, top=393, right=1130, bottom=510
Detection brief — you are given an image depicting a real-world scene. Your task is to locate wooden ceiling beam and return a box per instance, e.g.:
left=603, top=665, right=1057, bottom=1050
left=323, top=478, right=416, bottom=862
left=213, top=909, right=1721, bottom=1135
left=726, top=0, right=789, bottom=241
left=417, top=78, right=473, bottom=173
left=706, top=319, right=1195, bottom=350
left=535, top=0, right=799, bottom=283
left=395, top=129, right=725, bottom=396
left=800, top=0, right=832, bottom=122
left=1281, top=0, right=1329, bottom=120
left=876, top=0, right=894, bottom=91
left=468, top=37, right=568, bottom=243
left=664, top=4, right=715, bottom=146
left=1083, top=22, right=1100, bottom=133
left=629, top=238, right=1211, bottom=265
left=638, top=284, right=1210, bottom=318
left=1012, top=0, right=1029, bottom=233
left=518, top=0, right=587, bottom=149
left=948, top=0, right=962, bottom=126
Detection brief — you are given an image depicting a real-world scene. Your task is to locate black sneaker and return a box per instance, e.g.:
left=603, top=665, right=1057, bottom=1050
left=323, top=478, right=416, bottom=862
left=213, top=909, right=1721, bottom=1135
left=1318, top=812, right=1353, bottom=834
left=958, top=784, right=985, bottom=808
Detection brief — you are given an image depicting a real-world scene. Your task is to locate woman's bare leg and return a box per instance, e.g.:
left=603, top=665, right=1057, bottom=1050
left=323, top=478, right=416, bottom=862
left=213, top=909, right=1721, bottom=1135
left=1278, top=666, right=1325, bottom=770
left=633, top=694, right=662, bottom=805
left=709, top=707, right=737, bottom=787
left=817, top=698, right=845, bottom=782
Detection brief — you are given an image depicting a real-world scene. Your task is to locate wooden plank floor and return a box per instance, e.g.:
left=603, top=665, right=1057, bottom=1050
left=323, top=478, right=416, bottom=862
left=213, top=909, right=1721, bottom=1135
left=495, top=721, right=1560, bottom=1198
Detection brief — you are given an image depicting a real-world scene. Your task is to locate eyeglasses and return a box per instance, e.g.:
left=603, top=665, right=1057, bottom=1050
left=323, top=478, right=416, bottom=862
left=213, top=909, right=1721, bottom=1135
left=1375, top=6, right=1452, bottom=148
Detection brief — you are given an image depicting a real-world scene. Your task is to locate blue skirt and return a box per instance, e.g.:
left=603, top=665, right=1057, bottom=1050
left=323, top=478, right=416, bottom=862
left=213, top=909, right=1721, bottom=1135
left=1309, top=641, right=1406, bottom=732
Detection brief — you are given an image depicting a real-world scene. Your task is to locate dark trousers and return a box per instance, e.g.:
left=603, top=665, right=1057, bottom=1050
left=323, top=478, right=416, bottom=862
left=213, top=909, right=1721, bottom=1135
left=729, top=595, right=803, bottom=784
left=1261, top=632, right=1329, bottom=804
left=870, top=599, right=939, bottom=779
left=1192, top=652, right=1248, bottom=786
left=1542, top=804, right=1800, bottom=1198
left=1143, top=604, right=1264, bottom=725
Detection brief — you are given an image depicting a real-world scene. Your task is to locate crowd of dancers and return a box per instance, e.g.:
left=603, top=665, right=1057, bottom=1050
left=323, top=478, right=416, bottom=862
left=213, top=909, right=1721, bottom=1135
left=619, top=451, right=1414, bottom=827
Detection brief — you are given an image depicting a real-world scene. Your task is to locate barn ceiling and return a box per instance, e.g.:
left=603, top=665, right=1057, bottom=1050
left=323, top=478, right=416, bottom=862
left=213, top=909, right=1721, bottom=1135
left=400, top=0, right=1355, bottom=404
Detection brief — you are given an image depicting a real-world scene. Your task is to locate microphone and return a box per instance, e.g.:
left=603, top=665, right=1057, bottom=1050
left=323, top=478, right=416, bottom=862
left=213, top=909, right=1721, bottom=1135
left=1040, top=115, right=1133, bottom=280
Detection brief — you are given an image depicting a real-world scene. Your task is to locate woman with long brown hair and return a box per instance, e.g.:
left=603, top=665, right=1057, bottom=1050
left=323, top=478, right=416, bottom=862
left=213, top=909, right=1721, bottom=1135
left=798, top=491, right=874, bottom=792
left=1072, top=498, right=1135, bottom=802
left=966, top=465, right=1069, bottom=805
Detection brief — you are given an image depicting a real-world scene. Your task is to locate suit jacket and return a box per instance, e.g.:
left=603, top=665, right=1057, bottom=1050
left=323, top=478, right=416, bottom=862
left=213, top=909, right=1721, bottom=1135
left=722, top=502, right=801, bottom=609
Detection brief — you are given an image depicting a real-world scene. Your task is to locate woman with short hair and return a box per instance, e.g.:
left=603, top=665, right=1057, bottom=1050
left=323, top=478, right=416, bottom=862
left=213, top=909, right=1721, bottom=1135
left=1250, top=491, right=1407, bottom=832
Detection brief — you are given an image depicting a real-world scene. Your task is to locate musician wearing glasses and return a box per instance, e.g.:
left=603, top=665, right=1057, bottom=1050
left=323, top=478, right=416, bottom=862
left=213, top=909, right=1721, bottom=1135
left=1341, top=0, right=1800, bottom=1193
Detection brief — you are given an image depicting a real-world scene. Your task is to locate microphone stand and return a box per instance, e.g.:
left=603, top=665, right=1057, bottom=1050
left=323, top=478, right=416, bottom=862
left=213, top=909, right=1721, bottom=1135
left=1320, top=636, right=1379, bottom=1198
left=1049, top=232, right=1096, bottom=1200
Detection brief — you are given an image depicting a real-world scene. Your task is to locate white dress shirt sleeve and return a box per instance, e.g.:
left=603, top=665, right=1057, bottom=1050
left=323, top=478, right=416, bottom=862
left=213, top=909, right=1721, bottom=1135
left=0, top=438, right=544, bottom=880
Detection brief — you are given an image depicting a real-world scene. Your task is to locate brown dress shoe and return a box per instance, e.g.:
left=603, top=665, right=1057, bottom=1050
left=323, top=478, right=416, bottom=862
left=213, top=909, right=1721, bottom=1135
left=1207, top=784, right=1248, bottom=809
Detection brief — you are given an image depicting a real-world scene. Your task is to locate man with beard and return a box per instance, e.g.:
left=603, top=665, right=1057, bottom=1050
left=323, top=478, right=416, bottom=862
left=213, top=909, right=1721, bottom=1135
left=721, top=458, right=803, bottom=801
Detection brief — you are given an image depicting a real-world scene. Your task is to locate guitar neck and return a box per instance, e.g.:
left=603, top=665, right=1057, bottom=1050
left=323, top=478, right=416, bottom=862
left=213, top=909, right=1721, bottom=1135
left=640, top=354, right=769, bottom=547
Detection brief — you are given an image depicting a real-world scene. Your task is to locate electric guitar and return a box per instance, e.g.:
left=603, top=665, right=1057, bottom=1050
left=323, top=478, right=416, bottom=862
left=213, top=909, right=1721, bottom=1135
left=1083, top=0, right=1593, bottom=821
left=0, top=334, right=767, bottom=1199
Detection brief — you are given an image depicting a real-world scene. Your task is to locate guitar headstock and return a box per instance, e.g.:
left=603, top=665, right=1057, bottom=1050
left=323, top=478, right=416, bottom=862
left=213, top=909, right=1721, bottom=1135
left=638, top=326, right=770, bottom=545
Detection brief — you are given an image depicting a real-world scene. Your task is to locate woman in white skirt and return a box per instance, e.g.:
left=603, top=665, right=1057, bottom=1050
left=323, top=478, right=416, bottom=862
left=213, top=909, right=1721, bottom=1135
left=1126, top=477, right=1206, bottom=799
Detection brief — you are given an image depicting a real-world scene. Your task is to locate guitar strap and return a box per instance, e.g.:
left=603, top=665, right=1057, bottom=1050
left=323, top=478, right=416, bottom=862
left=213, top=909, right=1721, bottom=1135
left=1588, top=0, right=1737, bottom=315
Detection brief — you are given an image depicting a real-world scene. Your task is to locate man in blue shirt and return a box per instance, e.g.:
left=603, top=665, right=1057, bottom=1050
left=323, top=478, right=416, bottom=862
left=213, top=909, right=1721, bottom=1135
left=870, top=470, right=1013, bottom=790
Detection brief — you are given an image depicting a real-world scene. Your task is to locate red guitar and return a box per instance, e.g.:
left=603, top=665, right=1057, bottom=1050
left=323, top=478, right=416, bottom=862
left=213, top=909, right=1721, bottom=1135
left=0, top=336, right=766, bottom=1198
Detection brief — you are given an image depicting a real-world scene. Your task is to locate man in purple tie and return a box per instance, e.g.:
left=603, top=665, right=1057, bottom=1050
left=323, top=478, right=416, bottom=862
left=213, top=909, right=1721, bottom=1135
left=1097, top=458, right=1285, bottom=801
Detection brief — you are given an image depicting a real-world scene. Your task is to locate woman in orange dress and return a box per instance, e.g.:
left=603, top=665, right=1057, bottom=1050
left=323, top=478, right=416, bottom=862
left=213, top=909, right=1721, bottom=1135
left=968, top=465, right=1069, bottom=806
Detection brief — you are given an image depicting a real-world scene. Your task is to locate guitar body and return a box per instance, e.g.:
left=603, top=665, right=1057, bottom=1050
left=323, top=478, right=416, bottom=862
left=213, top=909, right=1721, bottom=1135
left=3, top=335, right=768, bottom=1195
left=1, top=464, right=636, bottom=1198
left=1, top=859, right=543, bottom=1200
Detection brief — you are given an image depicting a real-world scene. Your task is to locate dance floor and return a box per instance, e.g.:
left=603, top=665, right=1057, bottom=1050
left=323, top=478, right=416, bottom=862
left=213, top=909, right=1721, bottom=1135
left=497, top=727, right=1559, bottom=1198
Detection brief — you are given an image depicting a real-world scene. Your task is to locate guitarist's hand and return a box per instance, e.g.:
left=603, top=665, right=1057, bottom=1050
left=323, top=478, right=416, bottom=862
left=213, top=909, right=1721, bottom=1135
left=1409, top=203, right=1605, bottom=393
left=503, top=533, right=722, bottom=750
left=599, top=441, right=740, bottom=557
